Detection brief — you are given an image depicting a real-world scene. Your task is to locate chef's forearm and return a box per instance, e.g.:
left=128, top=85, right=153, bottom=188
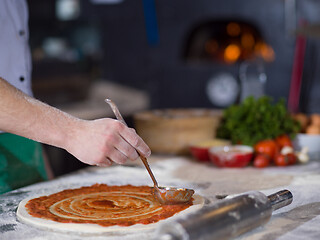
left=0, top=77, right=78, bottom=149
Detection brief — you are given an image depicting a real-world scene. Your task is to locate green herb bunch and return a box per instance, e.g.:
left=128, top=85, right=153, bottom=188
left=216, top=96, right=301, bottom=146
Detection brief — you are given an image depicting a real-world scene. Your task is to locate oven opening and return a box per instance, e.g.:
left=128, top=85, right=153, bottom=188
left=183, top=20, right=275, bottom=64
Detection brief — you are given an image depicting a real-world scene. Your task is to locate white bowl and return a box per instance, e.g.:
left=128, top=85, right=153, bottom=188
left=293, top=133, right=320, bottom=160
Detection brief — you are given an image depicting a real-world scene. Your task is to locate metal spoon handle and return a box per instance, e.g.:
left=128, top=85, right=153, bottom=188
left=105, top=99, right=127, bottom=126
left=105, top=99, right=159, bottom=188
left=138, top=154, right=159, bottom=188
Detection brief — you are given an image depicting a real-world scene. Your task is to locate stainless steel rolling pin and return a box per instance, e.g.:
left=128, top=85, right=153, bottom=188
left=153, top=189, right=293, bottom=240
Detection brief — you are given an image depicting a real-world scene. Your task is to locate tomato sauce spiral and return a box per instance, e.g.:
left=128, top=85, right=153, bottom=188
left=26, top=184, right=192, bottom=227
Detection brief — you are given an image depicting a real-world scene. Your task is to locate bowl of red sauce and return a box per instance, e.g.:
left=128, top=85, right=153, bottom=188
left=208, top=145, right=253, bottom=167
left=189, top=139, right=231, bottom=162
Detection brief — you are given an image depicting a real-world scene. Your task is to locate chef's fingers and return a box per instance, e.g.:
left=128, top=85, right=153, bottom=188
left=119, top=127, right=151, bottom=158
left=109, top=132, right=139, bottom=161
left=106, top=146, right=130, bottom=165
left=97, top=158, right=112, bottom=167
left=116, top=139, right=140, bottom=162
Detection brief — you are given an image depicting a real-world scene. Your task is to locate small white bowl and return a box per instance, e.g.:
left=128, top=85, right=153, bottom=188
left=293, top=133, right=320, bottom=160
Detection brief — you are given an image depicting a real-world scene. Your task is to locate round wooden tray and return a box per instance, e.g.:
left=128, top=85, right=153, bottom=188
left=134, top=109, right=222, bottom=155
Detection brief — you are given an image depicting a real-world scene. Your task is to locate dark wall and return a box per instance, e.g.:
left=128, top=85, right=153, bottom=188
left=92, top=0, right=320, bottom=112
left=297, top=0, right=320, bottom=113
left=92, top=0, right=291, bottom=108
left=28, top=0, right=320, bottom=112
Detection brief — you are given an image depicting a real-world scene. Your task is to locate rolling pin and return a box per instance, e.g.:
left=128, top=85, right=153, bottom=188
left=153, top=190, right=293, bottom=240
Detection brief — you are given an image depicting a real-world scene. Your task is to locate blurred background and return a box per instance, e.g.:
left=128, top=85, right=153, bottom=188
left=27, top=0, right=320, bottom=175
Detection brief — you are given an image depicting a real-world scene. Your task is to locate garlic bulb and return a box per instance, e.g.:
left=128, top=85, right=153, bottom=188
left=296, top=147, right=309, bottom=163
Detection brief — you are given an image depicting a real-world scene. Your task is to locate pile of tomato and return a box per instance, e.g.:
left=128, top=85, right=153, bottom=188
left=253, top=135, right=297, bottom=168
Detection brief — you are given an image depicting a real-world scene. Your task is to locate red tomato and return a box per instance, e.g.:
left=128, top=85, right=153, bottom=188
left=275, top=154, right=288, bottom=166
left=275, top=135, right=293, bottom=148
left=254, top=139, right=278, bottom=160
left=275, top=153, right=297, bottom=166
left=253, top=154, right=270, bottom=168
left=286, top=153, right=297, bottom=165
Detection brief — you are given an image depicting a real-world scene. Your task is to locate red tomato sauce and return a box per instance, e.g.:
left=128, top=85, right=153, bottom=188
left=25, top=184, right=192, bottom=227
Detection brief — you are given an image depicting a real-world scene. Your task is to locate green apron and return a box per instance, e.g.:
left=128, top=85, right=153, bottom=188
left=0, top=133, right=48, bottom=194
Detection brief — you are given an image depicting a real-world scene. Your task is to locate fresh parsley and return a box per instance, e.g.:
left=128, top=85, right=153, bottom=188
left=216, top=96, right=301, bottom=146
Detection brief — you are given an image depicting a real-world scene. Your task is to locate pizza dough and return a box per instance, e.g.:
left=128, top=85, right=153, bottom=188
left=17, top=184, right=204, bottom=235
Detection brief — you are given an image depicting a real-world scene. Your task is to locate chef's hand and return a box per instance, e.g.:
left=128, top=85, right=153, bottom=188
left=65, top=118, right=151, bottom=166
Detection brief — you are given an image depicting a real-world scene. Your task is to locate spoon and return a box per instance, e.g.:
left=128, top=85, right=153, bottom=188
left=105, top=99, right=195, bottom=205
